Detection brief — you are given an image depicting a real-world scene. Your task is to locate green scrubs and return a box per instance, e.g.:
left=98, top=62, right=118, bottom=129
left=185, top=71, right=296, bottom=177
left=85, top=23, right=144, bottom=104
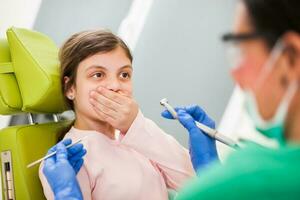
left=176, top=142, right=300, bottom=200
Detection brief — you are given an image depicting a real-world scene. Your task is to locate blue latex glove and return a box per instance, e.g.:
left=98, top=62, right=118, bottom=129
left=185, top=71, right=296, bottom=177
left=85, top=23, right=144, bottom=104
left=162, top=105, right=218, bottom=171
left=63, top=139, right=87, bottom=174
left=43, top=140, right=85, bottom=200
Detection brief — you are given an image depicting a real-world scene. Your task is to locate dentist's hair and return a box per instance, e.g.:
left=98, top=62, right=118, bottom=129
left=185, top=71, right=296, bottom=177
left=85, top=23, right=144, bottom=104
left=242, top=0, right=300, bottom=48
left=59, top=29, right=132, bottom=109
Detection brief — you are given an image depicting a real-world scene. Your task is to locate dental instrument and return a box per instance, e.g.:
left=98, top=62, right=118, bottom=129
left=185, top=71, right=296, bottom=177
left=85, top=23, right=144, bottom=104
left=27, top=136, right=88, bottom=168
left=160, top=98, right=239, bottom=149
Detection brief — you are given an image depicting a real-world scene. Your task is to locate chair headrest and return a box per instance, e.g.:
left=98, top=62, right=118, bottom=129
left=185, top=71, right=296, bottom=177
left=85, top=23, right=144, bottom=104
left=5, top=27, right=68, bottom=114
left=0, top=39, right=23, bottom=114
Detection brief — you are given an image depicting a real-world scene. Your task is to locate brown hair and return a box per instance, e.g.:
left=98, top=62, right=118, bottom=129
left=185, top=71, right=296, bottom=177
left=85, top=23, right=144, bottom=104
left=59, top=29, right=133, bottom=109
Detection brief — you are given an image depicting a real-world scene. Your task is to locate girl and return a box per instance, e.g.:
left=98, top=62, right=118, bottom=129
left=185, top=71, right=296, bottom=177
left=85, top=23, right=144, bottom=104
left=39, top=30, right=194, bottom=200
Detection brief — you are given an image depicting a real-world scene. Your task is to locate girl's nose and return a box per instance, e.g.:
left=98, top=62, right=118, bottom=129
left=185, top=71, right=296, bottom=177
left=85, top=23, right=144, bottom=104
left=102, top=77, right=121, bottom=92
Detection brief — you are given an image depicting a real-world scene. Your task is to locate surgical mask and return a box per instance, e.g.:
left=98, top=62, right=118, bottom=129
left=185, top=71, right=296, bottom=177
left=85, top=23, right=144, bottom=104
left=242, top=40, right=298, bottom=145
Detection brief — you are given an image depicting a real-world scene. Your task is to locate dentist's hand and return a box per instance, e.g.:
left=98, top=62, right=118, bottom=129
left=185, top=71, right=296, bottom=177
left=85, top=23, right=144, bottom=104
left=161, top=105, right=218, bottom=171
left=89, top=87, right=139, bottom=133
left=46, top=139, right=87, bottom=174
left=43, top=140, right=85, bottom=200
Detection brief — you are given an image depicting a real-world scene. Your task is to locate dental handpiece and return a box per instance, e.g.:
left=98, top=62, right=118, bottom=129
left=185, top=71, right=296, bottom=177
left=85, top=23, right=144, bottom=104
left=160, top=98, right=239, bottom=149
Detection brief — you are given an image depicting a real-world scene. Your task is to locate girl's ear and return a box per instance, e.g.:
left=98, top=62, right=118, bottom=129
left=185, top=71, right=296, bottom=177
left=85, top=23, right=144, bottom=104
left=64, top=76, right=75, bottom=100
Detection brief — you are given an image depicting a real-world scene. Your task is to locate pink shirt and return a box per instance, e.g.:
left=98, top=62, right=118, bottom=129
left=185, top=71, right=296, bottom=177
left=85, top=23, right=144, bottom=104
left=39, top=111, right=195, bottom=200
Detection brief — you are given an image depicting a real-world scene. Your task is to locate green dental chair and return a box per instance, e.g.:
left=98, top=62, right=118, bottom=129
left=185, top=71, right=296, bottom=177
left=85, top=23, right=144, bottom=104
left=0, top=27, right=73, bottom=200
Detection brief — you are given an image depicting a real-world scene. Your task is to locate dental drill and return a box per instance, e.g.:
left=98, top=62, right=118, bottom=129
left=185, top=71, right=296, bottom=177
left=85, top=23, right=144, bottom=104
left=160, top=98, right=239, bottom=149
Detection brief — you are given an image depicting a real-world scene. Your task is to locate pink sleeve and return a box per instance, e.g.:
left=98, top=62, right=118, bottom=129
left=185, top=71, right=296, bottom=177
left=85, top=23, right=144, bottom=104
left=76, top=165, right=93, bottom=200
left=38, top=162, right=92, bottom=200
left=121, top=110, right=195, bottom=190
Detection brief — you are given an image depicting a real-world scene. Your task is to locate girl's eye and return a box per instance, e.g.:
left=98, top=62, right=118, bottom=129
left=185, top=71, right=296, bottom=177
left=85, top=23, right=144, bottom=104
left=120, top=72, right=131, bottom=79
left=92, top=72, right=104, bottom=78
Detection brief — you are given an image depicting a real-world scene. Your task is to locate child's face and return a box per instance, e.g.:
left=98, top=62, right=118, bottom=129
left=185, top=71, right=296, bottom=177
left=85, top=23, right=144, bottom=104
left=66, top=46, right=133, bottom=122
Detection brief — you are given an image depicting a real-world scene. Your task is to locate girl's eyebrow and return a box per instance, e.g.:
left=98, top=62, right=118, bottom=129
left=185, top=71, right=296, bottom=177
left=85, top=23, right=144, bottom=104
left=85, top=65, right=133, bottom=72
left=119, top=65, right=133, bottom=70
left=85, top=65, right=107, bottom=72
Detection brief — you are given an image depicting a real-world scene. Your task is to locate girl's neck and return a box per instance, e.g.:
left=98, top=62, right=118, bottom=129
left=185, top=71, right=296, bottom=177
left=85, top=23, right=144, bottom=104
left=73, top=113, right=115, bottom=140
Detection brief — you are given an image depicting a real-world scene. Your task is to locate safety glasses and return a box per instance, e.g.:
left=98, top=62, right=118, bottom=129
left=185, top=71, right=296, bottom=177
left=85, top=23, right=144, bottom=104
left=221, top=32, right=274, bottom=70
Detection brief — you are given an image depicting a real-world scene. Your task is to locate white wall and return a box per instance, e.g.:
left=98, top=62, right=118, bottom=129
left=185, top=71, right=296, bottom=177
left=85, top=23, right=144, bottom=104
left=0, top=0, right=41, bottom=37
